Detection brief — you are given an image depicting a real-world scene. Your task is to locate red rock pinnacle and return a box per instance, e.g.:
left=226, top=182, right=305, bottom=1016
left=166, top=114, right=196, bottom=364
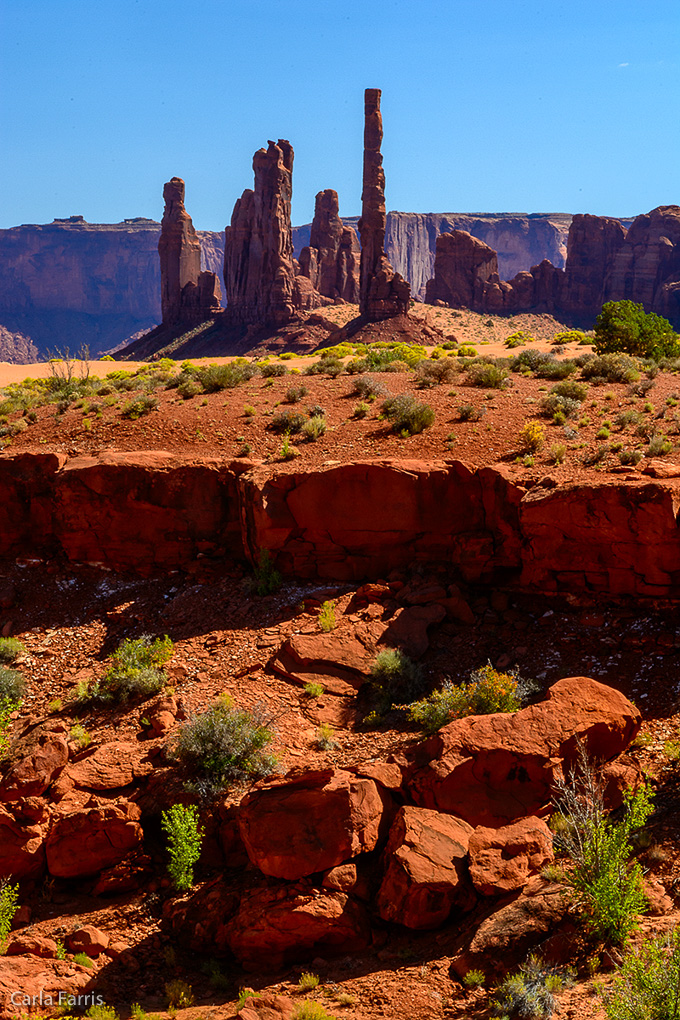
left=158, top=177, right=221, bottom=326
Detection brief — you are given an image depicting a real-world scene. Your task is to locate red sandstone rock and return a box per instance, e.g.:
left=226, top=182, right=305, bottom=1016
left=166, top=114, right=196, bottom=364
left=425, top=231, right=499, bottom=309
left=408, top=677, right=640, bottom=826
left=0, top=956, right=95, bottom=1014
left=561, top=213, right=627, bottom=315
left=65, top=926, right=109, bottom=957
left=238, top=769, right=388, bottom=879
left=299, top=190, right=360, bottom=303
left=376, top=806, right=475, bottom=929
left=45, top=802, right=143, bottom=878
left=358, top=89, right=410, bottom=321
left=6, top=935, right=58, bottom=958
left=380, top=604, right=446, bottom=659
left=237, top=995, right=297, bottom=1020
left=0, top=732, right=68, bottom=801
left=605, top=205, right=680, bottom=320
left=271, top=624, right=384, bottom=695
left=159, top=177, right=221, bottom=326
left=66, top=741, right=153, bottom=790
left=227, top=883, right=371, bottom=969
left=0, top=800, right=48, bottom=881
left=468, top=817, right=554, bottom=896
left=224, top=140, right=324, bottom=327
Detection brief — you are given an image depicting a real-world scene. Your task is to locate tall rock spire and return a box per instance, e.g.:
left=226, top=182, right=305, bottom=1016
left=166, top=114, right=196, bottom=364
left=158, top=177, right=221, bottom=326
left=358, top=89, right=410, bottom=320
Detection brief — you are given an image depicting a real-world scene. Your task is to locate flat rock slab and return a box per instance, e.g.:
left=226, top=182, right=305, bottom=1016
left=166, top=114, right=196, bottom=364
left=271, top=621, right=385, bottom=695
left=66, top=742, right=154, bottom=790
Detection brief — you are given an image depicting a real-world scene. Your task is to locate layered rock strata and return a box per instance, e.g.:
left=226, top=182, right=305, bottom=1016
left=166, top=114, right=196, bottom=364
left=158, top=177, right=222, bottom=327
left=358, top=89, right=410, bottom=320
left=298, top=190, right=360, bottom=302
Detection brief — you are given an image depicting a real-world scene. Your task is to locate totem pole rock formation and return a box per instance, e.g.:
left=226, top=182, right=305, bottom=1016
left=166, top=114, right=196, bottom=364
left=224, top=140, right=326, bottom=327
left=298, top=190, right=360, bottom=303
left=358, top=89, right=410, bottom=320
left=158, top=177, right=222, bottom=326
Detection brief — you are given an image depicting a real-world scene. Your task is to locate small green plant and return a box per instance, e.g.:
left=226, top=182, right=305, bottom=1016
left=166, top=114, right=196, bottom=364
left=86, top=1006, right=119, bottom=1020
left=297, top=972, right=320, bottom=993
left=458, top=402, right=484, bottom=421
left=0, top=667, right=24, bottom=705
left=69, top=723, right=91, bottom=748
left=55, top=938, right=66, bottom=959
left=252, top=548, right=282, bottom=595
left=0, top=881, right=19, bottom=953
left=467, top=362, right=508, bottom=388
left=292, top=1003, right=336, bottom=1020
left=161, top=803, right=204, bottom=892
left=601, top=927, right=680, bottom=1018
left=237, top=442, right=252, bottom=457
left=130, top=1004, right=163, bottom=1020
left=352, top=401, right=369, bottom=419
left=304, top=683, right=324, bottom=698
left=549, top=444, right=567, bottom=465
left=490, top=956, right=573, bottom=1019
left=243, top=404, right=256, bottom=417
left=381, top=394, right=434, bottom=435
left=270, top=409, right=306, bottom=433
left=301, top=415, right=326, bottom=441
left=316, top=723, right=337, bottom=751
left=165, top=979, right=194, bottom=1008
left=646, top=434, right=672, bottom=457
left=284, top=384, right=309, bottom=404
left=97, top=634, right=173, bottom=703
left=597, top=426, right=611, bottom=440
left=369, top=648, right=425, bottom=709
left=73, top=952, right=95, bottom=968
left=235, top=989, right=260, bottom=1011
left=0, top=637, right=25, bottom=663
left=318, top=600, right=336, bottom=633
left=462, top=969, right=486, bottom=988
left=121, top=395, right=158, bottom=419
left=280, top=433, right=300, bottom=460
left=174, top=695, right=277, bottom=797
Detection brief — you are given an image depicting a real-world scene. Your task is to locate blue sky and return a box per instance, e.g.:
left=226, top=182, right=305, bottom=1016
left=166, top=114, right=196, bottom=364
left=1, top=0, right=678, bottom=230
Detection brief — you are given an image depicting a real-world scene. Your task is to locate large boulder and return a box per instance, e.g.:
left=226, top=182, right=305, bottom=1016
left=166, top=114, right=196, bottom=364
left=376, top=806, right=475, bottom=930
left=408, top=677, right=640, bottom=826
left=238, top=769, right=389, bottom=879
left=468, top=817, right=554, bottom=896
left=65, top=741, right=153, bottom=791
left=0, top=799, right=48, bottom=881
left=227, top=883, right=371, bottom=969
left=0, top=732, right=68, bottom=801
left=0, top=956, right=96, bottom=1015
left=45, top=802, right=143, bottom=878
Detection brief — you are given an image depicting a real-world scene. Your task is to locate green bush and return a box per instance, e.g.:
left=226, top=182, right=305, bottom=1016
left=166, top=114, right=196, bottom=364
left=458, top=402, right=484, bottom=422
left=369, top=649, right=425, bottom=708
left=284, top=384, right=308, bottom=403
left=351, top=375, right=387, bottom=399
left=97, top=635, right=173, bottom=703
left=0, top=881, right=19, bottom=953
left=196, top=362, right=258, bottom=391
left=121, top=395, right=158, bottom=419
left=409, top=664, right=525, bottom=734
left=292, top=1002, right=336, bottom=1020
left=301, top=415, right=326, bottom=441
left=261, top=362, right=288, bottom=378
left=0, top=638, right=25, bottom=664
left=0, top=666, right=24, bottom=705
left=269, top=409, right=306, bottom=433
left=551, top=379, right=588, bottom=401
left=381, top=394, right=434, bottom=435
left=602, top=927, right=680, bottom=1019
left=594, top=300, right=680, bottom=360
left=415, top=358, right=459, bottom=387
left=173, top=695, right=277, bottom=797
left=466, top=361, right=508, bottom=388
left=318, top=600, right=336, bottom=632
left=581, top=353, right=640, bottom=384
left=552, top=747, right=654, bottom=944
left=161, top=803, right=204, bottom=892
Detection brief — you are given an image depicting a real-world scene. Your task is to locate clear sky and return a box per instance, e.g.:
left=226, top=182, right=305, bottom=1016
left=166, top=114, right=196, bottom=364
left=1, top=0, right=678, bottom=231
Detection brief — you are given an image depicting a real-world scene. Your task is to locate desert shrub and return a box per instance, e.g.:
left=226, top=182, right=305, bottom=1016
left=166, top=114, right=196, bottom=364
left=0, top=667, right=24, bottom=706
left=462, top=969, right=486, bottom=988
left=301, top=415, right=326, bottom=441
left=284, top=384, right=308, bottom=404
left=197, top=362, right=258, bottom=391
left=252, top=549, right=281, bottom=595
left=97, top=635, right=173, bottom=703
left=536, top=358, right=577, bottom=380
left=594, top=300, right=680, bottom=360
left=260, top=362, right=288, bottom=377
left=70, top=723, right=91, bottom=748
left=458, top=402, right=484, bottom=422
left=304, top=354, right=343, bottom=377
left=491, top=956, right=573, bottom=1019
left=549, top=444, right=567, bottom=465
left=173, top=695, right=276, bottom=797
left=307, top=404, right=325, bottom=418
left=381, top=394, right=434, bottom=435
left=415, top=358, right=459, bottom=387
left=505, top=330, right=536, bottom=348
left=304, top=683, right=324, bottom=698
left=369, top=649, right=425, bottom=708
left=619, top=449, right=643, bottom=466
left=383, top=359, right=410, bottom=373
left=269, top=409, right=306, bottom=433
left=351, top=375, right=387, bottom=399
left=552, top=744, right=654, bottom=944
left=0, top=881, right=19, bottom=953
left=512, top=349, right=555, bottom=373
left=458, top=345, right=478, bottom=357
left=297, top=972, right=320, bottom=993
left=552, top=330, right=588, bottom=346
left=581, top=353, right=640, bottom=384
left=86, top=1005, right=120, bottom=1020
left=121, top=395, right=158, bottom=419
left=629, top=377, right=656, bottom=397
left=318, top=600, right=336, bottom=632
left=519, top=419, right=545, bottom=452
left=615, top=410, right=642, bottom=429
left=74, top=952, right=94, bottom=968
left=177, top=377, right=203, bottom=400
left=601, top=927, right=680, bottom=1019
left=0, top=638, right=25, bottom=664
left=466, top=361, right=508, bottom=388
left=165, top=979, right=194, bottom=1008
left=161, top=803, right=204, bottom=892
left=316, top=723, right=337, bottom=751
left=541, top=394, right=582, bottom=420
left=352, top=402, right=370, bottom=419
left=646, top=434, right=672, bottom=457
left=279, top=434, right=300, bottom=460
left=292, top=1001, right=336, bottom=1020
left=551, top=379, right=588, bottom=401
left=408, top=664, right=525, bottom=734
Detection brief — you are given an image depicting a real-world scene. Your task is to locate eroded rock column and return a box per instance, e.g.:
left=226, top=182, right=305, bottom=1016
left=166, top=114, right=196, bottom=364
left=299, top=189, right=360, bottom=302
left=358, top=89, right=410, bottom=320
left=158, top=177, right=221, bottom=326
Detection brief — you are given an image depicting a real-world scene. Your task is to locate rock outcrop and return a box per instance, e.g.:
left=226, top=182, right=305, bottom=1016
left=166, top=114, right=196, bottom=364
left=224, top=140, right=325, bottom=327
left=604, top=205, right=680, bottom=322
left=561, top=214, right=627, bottom=315
left=298, top=190, right=360, bottom=302
left=425, top=231, right=499, bottom=309
left=158, top=177, right=222, bottom=327
left=358, top=89, right=410, bottom=320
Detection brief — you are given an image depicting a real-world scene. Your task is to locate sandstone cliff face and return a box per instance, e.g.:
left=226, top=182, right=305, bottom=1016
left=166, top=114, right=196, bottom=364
left=358, top=89, right=410, bottom=320
left=298, top=190, right=360, bottom=302
left=561, top=214, right=627, bottom=315
left=0, top=217, right=224, bottom=356
left=425, top=231, right=499, bottom=309
left=605, top=205, right=680, bottom=322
